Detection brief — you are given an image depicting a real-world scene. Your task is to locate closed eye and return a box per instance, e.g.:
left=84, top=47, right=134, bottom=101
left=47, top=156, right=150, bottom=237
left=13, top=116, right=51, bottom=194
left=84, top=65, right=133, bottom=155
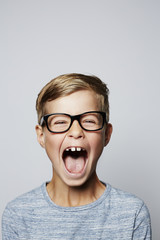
left=84, top=120, right=96, bottom=123
left=54, top=120, right=68, bottom=125
left=82, top=119, right=97, bottom=125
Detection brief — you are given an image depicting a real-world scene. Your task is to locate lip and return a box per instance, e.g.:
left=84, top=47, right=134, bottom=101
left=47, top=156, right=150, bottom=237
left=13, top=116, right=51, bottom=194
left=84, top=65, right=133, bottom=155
left=62, top=146, right=88, bottom=178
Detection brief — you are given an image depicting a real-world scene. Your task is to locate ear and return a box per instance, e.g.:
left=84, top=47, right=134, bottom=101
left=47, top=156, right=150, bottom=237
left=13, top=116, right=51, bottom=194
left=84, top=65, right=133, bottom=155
left=104, top=123, right=113, bottom=147
left=35, top=125, right=45, bottom=148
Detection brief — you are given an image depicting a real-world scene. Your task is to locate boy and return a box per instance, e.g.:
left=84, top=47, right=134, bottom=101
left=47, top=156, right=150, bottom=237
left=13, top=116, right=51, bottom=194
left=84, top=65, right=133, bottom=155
left=2, top=73, right=152, bottom=239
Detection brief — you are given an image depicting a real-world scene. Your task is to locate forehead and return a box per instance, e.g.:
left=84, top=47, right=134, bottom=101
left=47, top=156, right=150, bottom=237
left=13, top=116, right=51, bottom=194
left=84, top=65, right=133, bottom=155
left=44, top=90, right=102, bottom=115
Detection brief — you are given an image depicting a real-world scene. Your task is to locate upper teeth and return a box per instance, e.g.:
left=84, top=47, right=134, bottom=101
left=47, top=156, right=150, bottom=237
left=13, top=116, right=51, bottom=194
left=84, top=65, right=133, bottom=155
left=66, top=147, right=84, bottom=152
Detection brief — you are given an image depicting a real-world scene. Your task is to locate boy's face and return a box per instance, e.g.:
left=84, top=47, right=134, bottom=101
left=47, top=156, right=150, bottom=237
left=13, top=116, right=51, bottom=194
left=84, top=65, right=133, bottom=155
left=36, top=90, right=112, bottom=187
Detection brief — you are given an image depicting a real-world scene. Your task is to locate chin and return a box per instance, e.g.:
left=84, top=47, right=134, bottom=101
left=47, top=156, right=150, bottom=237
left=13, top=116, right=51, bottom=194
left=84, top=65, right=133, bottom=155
left=63, top=177, right=87, bottom=188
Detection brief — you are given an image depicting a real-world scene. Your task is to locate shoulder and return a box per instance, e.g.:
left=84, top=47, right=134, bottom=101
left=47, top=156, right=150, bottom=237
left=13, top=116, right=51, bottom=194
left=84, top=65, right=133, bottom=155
left=108, top=184, right=144, bottom=206
left=106, top=184, right=151, bottom=221
left=2, top=183, right=47, bottom=238
left=2, top=183, right=45, bottom=219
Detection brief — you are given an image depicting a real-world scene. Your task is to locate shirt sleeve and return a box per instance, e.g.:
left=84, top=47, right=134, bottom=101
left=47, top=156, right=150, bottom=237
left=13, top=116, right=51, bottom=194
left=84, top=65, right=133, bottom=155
left=2, top=206, right=19, bottom=240
left=132, top=202, right=152, bottom=240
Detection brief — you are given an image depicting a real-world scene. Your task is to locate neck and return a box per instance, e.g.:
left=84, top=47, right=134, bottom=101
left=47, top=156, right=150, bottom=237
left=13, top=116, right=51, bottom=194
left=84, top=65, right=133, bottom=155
left=46, top=172, right=106, bottom=207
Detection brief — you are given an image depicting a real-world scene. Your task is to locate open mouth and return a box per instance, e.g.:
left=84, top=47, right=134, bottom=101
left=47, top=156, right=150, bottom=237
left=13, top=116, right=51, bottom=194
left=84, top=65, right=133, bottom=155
left=62, top=147, right=88, bottom=174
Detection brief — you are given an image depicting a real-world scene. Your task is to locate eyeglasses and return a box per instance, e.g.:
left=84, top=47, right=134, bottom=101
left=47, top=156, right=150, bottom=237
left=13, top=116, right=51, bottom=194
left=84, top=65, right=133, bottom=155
left=40, top=111, right=107, bottom=133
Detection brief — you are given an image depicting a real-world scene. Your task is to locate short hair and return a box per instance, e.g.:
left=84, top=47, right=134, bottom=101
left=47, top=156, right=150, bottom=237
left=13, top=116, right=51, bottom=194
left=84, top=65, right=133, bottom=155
left=36, top=73, right=110, bottom=124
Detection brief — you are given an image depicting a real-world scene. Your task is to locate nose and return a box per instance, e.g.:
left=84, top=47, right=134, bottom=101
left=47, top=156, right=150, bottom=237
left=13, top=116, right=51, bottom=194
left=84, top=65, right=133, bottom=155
left=67, top=120, right=84, bottom=139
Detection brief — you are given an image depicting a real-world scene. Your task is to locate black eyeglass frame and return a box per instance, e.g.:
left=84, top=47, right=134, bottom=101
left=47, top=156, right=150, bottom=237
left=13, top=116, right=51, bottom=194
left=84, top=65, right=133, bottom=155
left=40, top=111, right=107, bottom=133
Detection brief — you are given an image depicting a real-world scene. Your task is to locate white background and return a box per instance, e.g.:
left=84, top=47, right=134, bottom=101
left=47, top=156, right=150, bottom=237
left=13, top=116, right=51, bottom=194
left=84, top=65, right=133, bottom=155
left=0, top=0, right=160, bottom=239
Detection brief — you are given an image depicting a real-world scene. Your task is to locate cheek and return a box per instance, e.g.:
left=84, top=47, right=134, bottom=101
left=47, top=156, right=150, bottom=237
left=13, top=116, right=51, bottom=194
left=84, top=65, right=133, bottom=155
left=88, top=133, right=105, bottom=156
left=43, top=134, right=63, bottom=159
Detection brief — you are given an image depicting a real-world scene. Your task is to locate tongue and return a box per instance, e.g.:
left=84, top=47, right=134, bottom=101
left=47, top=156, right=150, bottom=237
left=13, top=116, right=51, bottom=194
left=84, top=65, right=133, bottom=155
left=65, top=156, right=85, bottom=173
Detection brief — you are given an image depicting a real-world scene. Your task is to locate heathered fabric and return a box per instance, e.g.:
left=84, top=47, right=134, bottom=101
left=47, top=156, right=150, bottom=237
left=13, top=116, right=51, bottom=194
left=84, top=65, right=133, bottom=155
left=2, top=183, right=151, bottom=239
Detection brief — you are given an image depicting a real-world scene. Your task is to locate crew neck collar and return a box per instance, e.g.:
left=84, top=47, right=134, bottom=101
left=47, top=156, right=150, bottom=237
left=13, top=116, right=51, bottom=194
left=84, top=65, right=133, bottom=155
left=41, top=182, right=111, bottom=212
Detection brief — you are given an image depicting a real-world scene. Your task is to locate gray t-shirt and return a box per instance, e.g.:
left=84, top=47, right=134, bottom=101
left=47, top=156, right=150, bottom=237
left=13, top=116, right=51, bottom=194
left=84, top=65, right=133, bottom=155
left=2, top=183, right=152, bottom=239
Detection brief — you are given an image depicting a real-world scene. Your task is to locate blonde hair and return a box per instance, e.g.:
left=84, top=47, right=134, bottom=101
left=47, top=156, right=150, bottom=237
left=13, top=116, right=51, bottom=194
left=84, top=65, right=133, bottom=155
left=36, top=73, right=110, bottom=124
